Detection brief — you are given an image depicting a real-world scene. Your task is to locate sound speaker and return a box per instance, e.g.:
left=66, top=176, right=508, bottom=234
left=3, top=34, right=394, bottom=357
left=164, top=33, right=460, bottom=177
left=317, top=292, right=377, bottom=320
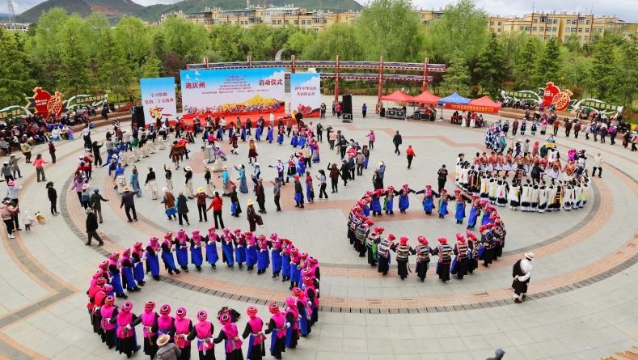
left=342, top=94, right=353, bottom=122
left=132, top=106, right=146, bottom=129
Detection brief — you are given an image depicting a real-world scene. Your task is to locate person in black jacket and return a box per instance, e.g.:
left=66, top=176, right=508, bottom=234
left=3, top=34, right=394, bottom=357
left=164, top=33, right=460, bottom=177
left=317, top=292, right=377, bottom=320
left=255, top=179, right=266, bottom=214
left=92, top=141, right=103, bottom=167
left=120, top=186, right=138, bottom=222
left=85, top=208, right=104, bottom=246
left=393, top=130, right=403, bottom=155
left=46, top=181, right=59, bottom=216
left=176, top=191, right=190, bottom=226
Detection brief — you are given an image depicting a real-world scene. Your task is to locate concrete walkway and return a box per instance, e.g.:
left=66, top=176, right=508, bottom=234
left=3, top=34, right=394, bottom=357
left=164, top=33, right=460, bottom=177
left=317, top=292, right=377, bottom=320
left=0, top=95, right=637, bottom=359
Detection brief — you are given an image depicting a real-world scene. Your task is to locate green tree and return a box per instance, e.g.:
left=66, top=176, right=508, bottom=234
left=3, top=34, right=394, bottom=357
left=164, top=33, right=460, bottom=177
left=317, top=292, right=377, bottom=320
left=286, top=31, right=316, bottom=56
left=302, top=24, right=363, bottom=61
left=56, top=15, right=91, bottom=94
left=423, top=0, right=488, bottom=63
left=162, top=17, right=208, bottom=63
left=355, top=0, right=422, bottom=61
left=559, top=48, right=593, bottom=93
left=475, top=33, right=510, bottom=98
left=534, top=37, right=561, bottom=86
left=0, top=29, right=35, bottom=105
left=614, top=42, right=638, bottom=105
left=209, top=24, right=245, bottom=61
left=515, top=37, right=541, bottom=89
left=589, top=36, right=617, bottom=100
left=442, top=50, right=471, bottom=95
left=25, top=8, right=69, bottom=90
left=113, top=16, right=151, bottom=78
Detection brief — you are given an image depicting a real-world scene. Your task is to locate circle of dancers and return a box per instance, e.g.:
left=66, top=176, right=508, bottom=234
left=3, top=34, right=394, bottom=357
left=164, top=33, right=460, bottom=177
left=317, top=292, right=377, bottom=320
left=86, top=227, right=320, bottom=359
left=346, top=186, right=507, bottom=282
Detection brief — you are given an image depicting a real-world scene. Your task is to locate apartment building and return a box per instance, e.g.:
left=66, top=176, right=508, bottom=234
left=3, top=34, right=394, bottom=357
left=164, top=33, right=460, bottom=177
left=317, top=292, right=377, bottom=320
left=165, top=7, right=637, bottom=45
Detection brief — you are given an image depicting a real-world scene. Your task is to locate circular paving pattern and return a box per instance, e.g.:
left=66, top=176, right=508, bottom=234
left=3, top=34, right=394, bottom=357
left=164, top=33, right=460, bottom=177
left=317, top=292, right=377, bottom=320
left=3, top=96, right=638, bottom=359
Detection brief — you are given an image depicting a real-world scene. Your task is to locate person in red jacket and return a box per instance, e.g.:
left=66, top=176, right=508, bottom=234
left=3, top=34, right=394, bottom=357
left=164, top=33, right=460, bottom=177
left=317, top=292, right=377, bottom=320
left=206, top=191, right=225, bottom=229
left=406, top=145, right=416, bottom=169
left=33, top=154, right=48, bottom=182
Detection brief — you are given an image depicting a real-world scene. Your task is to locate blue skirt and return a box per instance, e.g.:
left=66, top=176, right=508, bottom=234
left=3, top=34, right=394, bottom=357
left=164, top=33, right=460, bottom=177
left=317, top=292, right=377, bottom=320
left=272, top=251, right=282, bottom=274
left=371, top=198, right=382, bottom=213
left=363, top=157, right=369, bottom=169
left=147, top=255, right=160, bottom=276
left=423, top=197, right=434, bottom=213
left=438, top=201, right=449, bottom=216
left=306, top=184, right=312, bottom=201
left=481, top=214, right=490, bottom=226
left=291, top=136, right=298, bottom=147
left=239, top=177, right=249, bottom=194
left=222, top=243, right=234, bottom=266
left=241, top=129, right=247, bottom=141
left=236, top=246, right=246, bottom=263
left=362, top=205, right=371, bottom=217
left=122, top=267, right=137, bottom=290
left=176, top=247, right=189, bottom=267
left=110, top=270, right=125, bottom=294
left=165, top=207, right=176, bottom=217
left=385, top=198, right=394, bottom=212
left=257, top=250, right=270, bottom=270
left=298, top=306, right=309, bottom=336
left=282, top=255, right=291, bottom=277
left=161, top=251, right=177, bottom=270
left=267, top=130, right=274, bottom=143
left=455, top=203, right=465, bottom=221
left=468, top=208, right=479, bottom=227
left=298, top=138, right=306, bottom=148
left=294, top=192, right=303, bottom=203
left=297, top=162, right=306, bottom=176
left=133, top=261, right=145, bottom=282
left=191, top=247, right=203, bottom=266
left=399, top=195, right=410, bottom=211
left=206, top=243, right=219, bottom=264
left=256, top=127, right=262, bottom=140
left=246, top=334, right=261, bottom=358
left=290, top=264, right=301, bottom=283
left=277, top=133, right=284, bottom=145
left=246, top=247, right=258, bottom=267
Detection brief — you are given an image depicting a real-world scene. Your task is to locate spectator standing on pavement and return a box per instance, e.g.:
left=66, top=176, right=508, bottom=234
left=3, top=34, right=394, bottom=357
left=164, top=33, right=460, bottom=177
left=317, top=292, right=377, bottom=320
left=46, top=181, right=59, bottom=216
left=316, top=169, right=328, bottom=200
left=328, top=163, right=339, bottom=193
left=176, top=191, right=190, bottom=226
left=48, top=141, right=57, bottom=163
left=406, top=145, right=416, bottom=169
left=362, top=103, right=367, bottom=118
left=195, top=187, right=208, bottom=222
left=0, top=198, right=18, bottom=239
left=85, top=208, right=104, bottom=246
left=393, top=130, right=402, bottom=155
left=592, top=153, right=604, bottom=178
left=207, top=191, right=225, bottom=228
left=366, top=130, right=375, bottom=150
left=271, top=178, right=282, bottom=212
left=33, top=154, right=48, bottom=182
left=437, top=164, right=448, bottom=193
left=120, top=186, right=138, bottom=222
left=90, top=188, right=108, bottom=223
left=8, top=155, right=21, bottom=179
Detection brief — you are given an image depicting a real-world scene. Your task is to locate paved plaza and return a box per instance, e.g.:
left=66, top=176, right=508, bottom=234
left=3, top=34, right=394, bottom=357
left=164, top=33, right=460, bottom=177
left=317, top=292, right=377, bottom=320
left=1, top=95, right=638, bottom=360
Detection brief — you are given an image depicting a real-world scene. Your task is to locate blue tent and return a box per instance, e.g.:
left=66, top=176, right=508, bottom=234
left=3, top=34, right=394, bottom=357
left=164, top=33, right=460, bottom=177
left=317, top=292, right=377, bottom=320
left=437, top=92, right=471, bottom=105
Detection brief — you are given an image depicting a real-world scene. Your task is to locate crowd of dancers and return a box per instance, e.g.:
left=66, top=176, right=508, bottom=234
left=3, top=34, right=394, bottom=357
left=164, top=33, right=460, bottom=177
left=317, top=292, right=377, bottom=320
left=85, top=227, right=320, bottom=359
left=346, top=187, right=508, bottom=282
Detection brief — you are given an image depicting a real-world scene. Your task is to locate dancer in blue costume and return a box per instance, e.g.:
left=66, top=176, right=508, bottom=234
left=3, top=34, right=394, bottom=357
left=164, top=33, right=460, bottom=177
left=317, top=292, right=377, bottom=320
left=161, top=234, right=181, bottom=275
left=145, top=237, right=161, bottom=281
left=205, top=227, right=219, bottom=269
left=256, top=235, right=271, bottom=274
left=245, top=232, right=258, bottom=271
left=241, top=126, right=247, bottom=142
left=131, top=242, right=146, bottom=286
left=220, top=228, right=235, bottom=267
left=276, top=127, right=284, bottom=145
left=281, top=241, right=292, bottom=281
left=290, top=133, right=299, bottom=147
left=174, top=229, right=190, bottom=272
left=190, top=229, right=204, bottom=271
left=370, top=189, right=383, bottom=216
left=454, top=189, right=467, bottom=224
left=384, top=186, right=395, bottom=215
left=255, top=125, right=263, bottom=141
left=396, top=183, right=415, bottom=214
left=298, top=134, right=307, bottom=149
left=108, top=252, right=127, bottom=298
left=415, top=184, right=438, bottom=215
left=437, top=189, right=450, bottom=219
left=270, top=235, right=282, bottom=278
left=234, top=229, right=246, bottom=268
left=266, top=126, right=274, bottom=143
left=296, top=153, right=306, bottom=176
left=120, top=249, right=141, bottom=292
left=466, top=198, right=483, bottom=229
left=234, top=165, right=249, bottom=194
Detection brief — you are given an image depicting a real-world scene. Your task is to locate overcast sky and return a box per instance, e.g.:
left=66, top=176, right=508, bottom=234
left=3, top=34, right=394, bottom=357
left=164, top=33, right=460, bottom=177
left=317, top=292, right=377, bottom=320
left=12, top=0, right=638, bottom=22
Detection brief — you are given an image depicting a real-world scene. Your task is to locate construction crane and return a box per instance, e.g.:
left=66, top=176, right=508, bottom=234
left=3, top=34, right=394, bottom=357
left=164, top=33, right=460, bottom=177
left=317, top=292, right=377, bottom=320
left=7, top=0, right=15, bottom=29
